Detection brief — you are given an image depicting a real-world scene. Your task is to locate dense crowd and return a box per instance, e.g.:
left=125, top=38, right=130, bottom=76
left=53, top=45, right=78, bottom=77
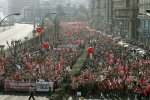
left=0, top=37, right=85, bottom=91
left=69, top=34, right=150, bottom=100
left=0, top=28, right=150, bottom=100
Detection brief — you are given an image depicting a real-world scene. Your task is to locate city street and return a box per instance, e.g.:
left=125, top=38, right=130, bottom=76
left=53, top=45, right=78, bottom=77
left=0, top=24, right=33, bottom=48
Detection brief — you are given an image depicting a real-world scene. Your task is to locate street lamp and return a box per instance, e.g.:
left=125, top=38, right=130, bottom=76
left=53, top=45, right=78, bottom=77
left=0, top=13, right=21, bottom=25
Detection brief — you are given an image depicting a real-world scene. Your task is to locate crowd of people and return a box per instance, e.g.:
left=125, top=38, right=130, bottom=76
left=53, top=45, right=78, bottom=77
left=69, top=33, right=150, bottom=100
left=0, top=24, right=150, bottom=100
left=0, top=35, right=85, bottom=92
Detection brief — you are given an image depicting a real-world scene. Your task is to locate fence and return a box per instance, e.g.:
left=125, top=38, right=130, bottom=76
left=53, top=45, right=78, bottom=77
left=4, top=34, right=42, bottom=57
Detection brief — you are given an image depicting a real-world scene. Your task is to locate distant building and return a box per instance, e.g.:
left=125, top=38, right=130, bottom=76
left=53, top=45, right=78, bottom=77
left=71, top=0, right=89, bottom=8
left=8, top=0, right=40, bottom=14
left=40, top=0, right=68, bottom=8
left=8, top=0, right=40, bottom=23
left=89, top=0, right=113, bottom=29
left=0, top=0, right=9, bottom=15
left=0, top=12, right=4, bottom=20
left=138, top=0, right=150, bottom=45
left=113, top=0, right=139, bottom=40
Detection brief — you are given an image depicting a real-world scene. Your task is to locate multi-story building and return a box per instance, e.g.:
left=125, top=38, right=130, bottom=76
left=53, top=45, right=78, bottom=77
left=71, top=0, right=89, bottom=8
left=21, top=0, right=70, bottom=23
left=113, top=0, right=139, bottom=40
left=89, top=0, right=113, bottom=30
left=8, top=0, right=40, bottom=23
left=8, top=0, right=40, bottom=14
left=138, top=0, right=150, bottom=45
left=42, top=0, right=68, bottom=8
left=0, top=0, right=9, bottom=15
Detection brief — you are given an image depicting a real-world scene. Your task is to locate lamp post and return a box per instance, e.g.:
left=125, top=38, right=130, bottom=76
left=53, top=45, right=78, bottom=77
left=0, top=13, right=21, bottom=30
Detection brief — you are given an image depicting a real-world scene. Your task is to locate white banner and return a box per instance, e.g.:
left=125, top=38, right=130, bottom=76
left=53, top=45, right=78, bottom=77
left=36, top=81, right=53, bottom=92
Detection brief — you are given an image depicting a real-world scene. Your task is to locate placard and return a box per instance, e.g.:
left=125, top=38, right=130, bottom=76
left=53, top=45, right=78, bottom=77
left=77, top=92, right=81, bottom=96
left=36, top=81, right=53, bottom=92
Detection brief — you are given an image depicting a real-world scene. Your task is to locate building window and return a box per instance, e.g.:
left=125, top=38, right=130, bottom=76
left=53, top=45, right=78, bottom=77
left=140, top=20, right=144, bottom=29
left=126, top=0, right=130, bottom=7
left=145, top=20, right=149, bottom=30
left=148, top=20, right=150, bottom=30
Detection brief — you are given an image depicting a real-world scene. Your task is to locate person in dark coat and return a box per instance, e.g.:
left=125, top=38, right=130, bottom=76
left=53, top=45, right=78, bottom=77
left=28, top=86, right=35, bottom=100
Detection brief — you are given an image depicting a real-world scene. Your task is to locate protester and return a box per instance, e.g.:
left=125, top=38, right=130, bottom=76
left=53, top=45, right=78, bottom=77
left=28, top=86, right=35, bottom=100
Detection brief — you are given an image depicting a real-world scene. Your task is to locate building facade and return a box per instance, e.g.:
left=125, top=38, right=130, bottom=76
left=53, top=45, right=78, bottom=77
left=8, top=0, right=40, bottom=14
left=138, top=0, right=150, bottom=45
left=113, top=0, right=139, bottom=40
left=89, top=0, right=113, bottom=30
left=8, top=0, right=40, bottom=23
left=71, top=0, right=89, bottom=8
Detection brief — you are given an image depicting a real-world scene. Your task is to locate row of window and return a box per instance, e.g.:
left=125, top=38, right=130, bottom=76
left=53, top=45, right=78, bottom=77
left=114, top=20, right=130, bottom=31
left=140, top=19, right=150, bottom=30
left=115, top=10, right=130, bottom=17
left=139, top=0, right=150, bottom=4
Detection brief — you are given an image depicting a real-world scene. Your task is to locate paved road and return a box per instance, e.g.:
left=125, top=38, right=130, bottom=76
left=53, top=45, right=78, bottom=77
left=0, top=23, right=33, bottom=49
left=0, top=95, right=49, bottom=100
left=0, top=26, right=12, bottom=32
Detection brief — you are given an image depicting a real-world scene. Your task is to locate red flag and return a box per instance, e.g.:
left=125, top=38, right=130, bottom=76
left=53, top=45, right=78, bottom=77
left=109, top=54, right=114, bottom=59
left=88, top=73, right=94, bottom=81
left=118, top=65, right=123, bottom=71
left=117, top=58, right=121, bottom=63
left=58, top=63, right=61, bottom=70
left=146, top=84, right=150, bottom=91
left=109, top=60, right=114, bottom=65
left=125, top=66, right=129, bottom=71
left=142, top=89, right=147, bottom=97
left=120, top=70, right=124, bottom=75
left=15, top=74, right=19, bottom=81
left=23, top=56, right=27, bottom=61
left=29, top=64, right=33, bottom=69
left=55, top=63, right=61, bottom=71
left=1, top=58, right=6, bottom=63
